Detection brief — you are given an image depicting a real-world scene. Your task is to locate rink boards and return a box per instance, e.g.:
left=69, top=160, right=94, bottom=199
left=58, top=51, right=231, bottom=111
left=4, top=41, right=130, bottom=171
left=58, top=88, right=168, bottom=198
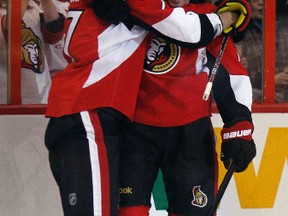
left=0, top=113, right=287, bottom=216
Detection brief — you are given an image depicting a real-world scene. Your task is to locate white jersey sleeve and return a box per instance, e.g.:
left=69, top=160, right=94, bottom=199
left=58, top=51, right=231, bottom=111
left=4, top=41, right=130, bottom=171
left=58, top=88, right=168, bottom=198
left=127, top=0, right=222, bottom=47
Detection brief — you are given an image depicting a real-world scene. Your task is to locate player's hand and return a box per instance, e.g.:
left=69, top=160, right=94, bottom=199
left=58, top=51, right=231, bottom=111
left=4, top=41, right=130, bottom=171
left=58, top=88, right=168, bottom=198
left=217, top=0, right=251, bottom=34
left=220, top=121, right=256, bottom=172
left=91, top=0, right=131, bottom=25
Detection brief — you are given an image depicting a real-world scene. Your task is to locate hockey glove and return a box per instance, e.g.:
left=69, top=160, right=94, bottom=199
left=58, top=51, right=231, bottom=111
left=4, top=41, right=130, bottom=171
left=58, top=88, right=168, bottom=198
left=220, top=121, right=256, bottom=173
left=91, top=0, right=131, bottom=25
left=217, top=0, right=251, bottom=34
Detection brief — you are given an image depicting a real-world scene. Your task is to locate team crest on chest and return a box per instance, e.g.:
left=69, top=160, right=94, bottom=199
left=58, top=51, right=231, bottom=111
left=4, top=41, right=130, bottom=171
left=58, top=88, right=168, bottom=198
left=191, top=185, right=208, bottom=208
left=144, top=36, right=180, bottom=74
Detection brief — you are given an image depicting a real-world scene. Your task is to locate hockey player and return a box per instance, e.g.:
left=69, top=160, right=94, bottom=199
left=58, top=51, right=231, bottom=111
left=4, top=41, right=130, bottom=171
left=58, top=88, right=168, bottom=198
left=118, top=0, right=256, bottom=215
left=44, top=1, right=149, bottom=215
left=44, top=0, right=251, bottom=215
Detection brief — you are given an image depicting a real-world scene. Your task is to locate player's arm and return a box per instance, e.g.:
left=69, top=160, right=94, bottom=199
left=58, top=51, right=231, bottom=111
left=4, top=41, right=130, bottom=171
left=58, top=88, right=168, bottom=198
left=90, top=0, right=249, bottom=47
left=40, top=0, right=61, bottom=22
left=208, top=35, right=252, bottom=123
left=91, top=0, right=131, bottom=25
left=40, top=0, right=65, bottom=44
left=91, top=0, right=220, bottom=47
left=126, top=0, right=250, bottom=48
left=127, top=0, right=222, bottom=48
left=207, top=35, right=256, bottom=173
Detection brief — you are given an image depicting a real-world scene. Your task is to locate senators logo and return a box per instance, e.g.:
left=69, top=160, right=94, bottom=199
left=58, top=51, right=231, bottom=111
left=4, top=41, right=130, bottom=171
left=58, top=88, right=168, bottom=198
left=21, top=22, right=45, bottom=74
left=144, top=36, right=180, bottom=74
left=191, top=185, right=208, bottom=208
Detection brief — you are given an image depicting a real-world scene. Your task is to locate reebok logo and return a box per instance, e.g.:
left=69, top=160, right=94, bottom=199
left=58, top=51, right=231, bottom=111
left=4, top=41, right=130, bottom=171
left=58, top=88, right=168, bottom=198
left=223, top=129, right=252, bottom=140
left=119, top=187, right=133, bottom=194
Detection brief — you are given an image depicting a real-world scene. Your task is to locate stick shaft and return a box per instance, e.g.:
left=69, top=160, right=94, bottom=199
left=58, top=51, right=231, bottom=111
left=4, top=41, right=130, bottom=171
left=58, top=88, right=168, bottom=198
left=202, top=34, right=229, bottom=100
left=207, top=161, right=235, bottom=216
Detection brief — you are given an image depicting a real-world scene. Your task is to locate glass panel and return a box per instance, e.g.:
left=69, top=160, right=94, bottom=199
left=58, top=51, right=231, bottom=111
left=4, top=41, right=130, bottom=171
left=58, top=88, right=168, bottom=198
left=236, top=0, right=264, bottom=102
left=275, top=0, right=288, bottom=102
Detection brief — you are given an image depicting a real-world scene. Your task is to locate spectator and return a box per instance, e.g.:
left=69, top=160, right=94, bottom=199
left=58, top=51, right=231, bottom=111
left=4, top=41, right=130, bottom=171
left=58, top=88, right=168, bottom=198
left=0, top=0, right=7, bottom=104
left=275, top=0, right=288, bottom=101
left=0, top=0, right=65, bottom=104
left=236, top=0, right=263, bottom=102
left=237, top=0, right=288, bottom=102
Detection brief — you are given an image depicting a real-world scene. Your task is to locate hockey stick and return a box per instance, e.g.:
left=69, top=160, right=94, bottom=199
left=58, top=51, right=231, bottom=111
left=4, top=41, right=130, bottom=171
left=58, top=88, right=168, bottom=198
left=207, top=160, right=235, bottom=216
left=202, top=34, right=229, bottom=101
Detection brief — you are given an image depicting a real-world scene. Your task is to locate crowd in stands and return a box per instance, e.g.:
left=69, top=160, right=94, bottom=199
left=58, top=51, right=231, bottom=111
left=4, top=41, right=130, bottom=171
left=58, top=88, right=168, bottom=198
left=236, top=0, right=288, bottom=102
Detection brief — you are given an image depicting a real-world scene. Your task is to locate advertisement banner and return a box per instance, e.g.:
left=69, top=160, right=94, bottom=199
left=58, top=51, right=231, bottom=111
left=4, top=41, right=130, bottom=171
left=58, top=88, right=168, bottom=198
left=0, top=113, right=287, bottom=215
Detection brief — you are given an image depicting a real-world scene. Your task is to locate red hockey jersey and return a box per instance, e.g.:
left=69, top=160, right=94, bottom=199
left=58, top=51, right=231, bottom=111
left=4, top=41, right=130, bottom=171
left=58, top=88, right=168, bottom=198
left=133, top=34, right=252, bottom=127
left=133, top=4, right=253, bottom=127
left=45, top=0, right=224, bottom=119
left=45, top=0, right=150, bottom=118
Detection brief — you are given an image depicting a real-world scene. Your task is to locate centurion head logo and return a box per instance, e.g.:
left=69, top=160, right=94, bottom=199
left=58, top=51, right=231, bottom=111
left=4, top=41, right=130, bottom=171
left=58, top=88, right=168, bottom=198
left=144, top=36, right=180, bottom=74
left=21, top=22, right=45, bottom=74
left=191, top=185, right=208, bottom=208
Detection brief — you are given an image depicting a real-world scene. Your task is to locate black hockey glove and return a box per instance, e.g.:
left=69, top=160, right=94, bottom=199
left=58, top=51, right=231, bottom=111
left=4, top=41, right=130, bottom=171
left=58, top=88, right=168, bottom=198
left=217, top=0, right=251, bottom=42
left=220, top=121, right=256, bottom=173
left=91, top=0, right=131, bottom=25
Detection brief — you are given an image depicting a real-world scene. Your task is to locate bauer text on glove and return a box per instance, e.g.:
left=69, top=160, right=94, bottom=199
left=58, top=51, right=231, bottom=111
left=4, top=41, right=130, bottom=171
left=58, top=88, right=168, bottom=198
left=220, top=121, right=256, bottom=172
